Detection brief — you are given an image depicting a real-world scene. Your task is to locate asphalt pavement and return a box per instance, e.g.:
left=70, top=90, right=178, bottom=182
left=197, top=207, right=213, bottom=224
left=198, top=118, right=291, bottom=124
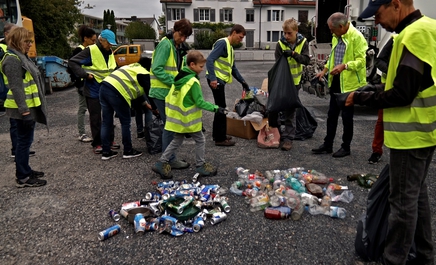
left=0, top=61, right=435, bottom=265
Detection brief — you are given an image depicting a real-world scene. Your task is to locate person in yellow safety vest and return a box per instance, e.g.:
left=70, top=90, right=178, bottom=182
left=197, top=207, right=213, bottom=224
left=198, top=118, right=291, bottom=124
left=69, top=29, right=120, bottom=155
left=1, top=27, right=47, bottom=188
left=311, top=12, right=368, bottom=158
left=206, top=24, right=250, bottom=147
left=69, top=25, right=96, bottom=143
left=148, top=18, right=193, bottom=170
left=271, top=18, right=310, bottom=151
left=340, top=1, right=436, bottom=263
left=99, top=58, right=152, bottom=160
left=152, top=51, right=226, bottom=179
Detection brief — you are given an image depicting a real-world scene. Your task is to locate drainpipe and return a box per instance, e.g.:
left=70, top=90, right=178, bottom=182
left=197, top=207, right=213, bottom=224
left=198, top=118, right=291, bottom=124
left=258, top=3, right=262, bottom=49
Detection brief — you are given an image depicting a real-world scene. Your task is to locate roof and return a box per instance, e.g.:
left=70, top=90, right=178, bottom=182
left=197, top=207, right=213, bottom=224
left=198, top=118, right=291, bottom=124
left=159, top=0, right=192, bottom=3
left=252, top=0, right=315, bottom=6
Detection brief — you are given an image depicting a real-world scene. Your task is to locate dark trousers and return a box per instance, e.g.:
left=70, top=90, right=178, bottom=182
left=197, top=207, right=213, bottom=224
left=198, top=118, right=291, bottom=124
left=86, top=96, right=113, bottom=147
left=324, top=75, right=354, bottom=151
left=384, top=146, right=435, bottom=265
left=208, top=80, right=227, bottom=142
left=13, top=118, right=35, bottom=180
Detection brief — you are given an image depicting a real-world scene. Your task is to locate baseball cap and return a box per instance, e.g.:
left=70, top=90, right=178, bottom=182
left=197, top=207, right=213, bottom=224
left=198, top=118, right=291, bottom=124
left=359, top=0, right=392, bottom=20
left=100, top=29, right=117, bottom=45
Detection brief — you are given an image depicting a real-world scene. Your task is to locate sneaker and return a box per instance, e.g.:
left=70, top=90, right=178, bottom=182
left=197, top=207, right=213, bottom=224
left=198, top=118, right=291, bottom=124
left=215, top=139, right=236, bottom=146
left=111, top=142, right=120, bottom=150
left=11, top=151, right=36, bottom=158
left=281, top=141, right=293, bottom=151
left=101, top=150, right=118, bottom=160
left=78, top=134, right=93, bottom=142
left=123, top=149, right=143, bottom=159
left=31, top=170, right=45, bottom=178
left=368, top=152, right=382, bottom=164
left=16, top=177, right=47, bottom=188
left=94, top=145, right=103, bottom=154
left=152, top=161, right=173, bottom=179
left=169, top=160, right=190, bottom=170
left=137, top=131, right=145, bottom=139
left=196, top=162, right=218, bottom=177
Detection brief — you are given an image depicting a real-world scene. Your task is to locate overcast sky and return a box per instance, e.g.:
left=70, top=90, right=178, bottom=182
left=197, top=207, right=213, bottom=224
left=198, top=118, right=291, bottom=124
left=80, top=0, right=164, bottom=19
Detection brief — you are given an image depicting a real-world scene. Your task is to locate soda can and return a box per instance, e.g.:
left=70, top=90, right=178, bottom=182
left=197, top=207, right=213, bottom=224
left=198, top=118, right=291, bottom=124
left=210, top=212, right=227, bottom=225
left=192, top=173, right=200, bottom=183
left=144, top=221, right=157, bottom=231
left=145, top=192, right=161, bottom=201
left=109, top=210, right=121, bottom=222
left=192, top=215, right=205, bottom=232
left=219, top=197, right=231, bottom=213
left=134, top=213, right=146, bottom=233
left=98, top=224, right=121, bottom=241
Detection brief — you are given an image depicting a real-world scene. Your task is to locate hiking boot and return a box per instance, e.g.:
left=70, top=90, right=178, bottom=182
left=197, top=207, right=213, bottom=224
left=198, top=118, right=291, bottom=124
left=196, top=162, right=218, bottom=177
left=215, top=139, right=236, bottom=146
left=31, top=170, right=45, bottom=178
left=169, top=160, right=190, bottom=170
left=111, top=142, right=120, bottom=150
left=11, top=151, right=36, bottom=158
left=123, top=149, right=143, bottom=159
left=152, top=161, right=173, bottom=179
left=137, top=131, right=145, bottom=139
left=281, top=141, right=293, bottom=151
left=78, top=134, right=92, bottom=142
left=16, top=177, right=47, bottom=188
left=312, top=144, right=333, bottom=154
left=93, top=145, right=102, bottom=154
left=101, top=150, right=118, bottom=160
left=368, top=152, right=382, bottom=164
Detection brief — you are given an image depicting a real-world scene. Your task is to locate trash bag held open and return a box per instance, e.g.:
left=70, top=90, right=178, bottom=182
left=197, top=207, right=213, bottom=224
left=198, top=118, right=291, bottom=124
left=267, top=55, right=302, bottom=112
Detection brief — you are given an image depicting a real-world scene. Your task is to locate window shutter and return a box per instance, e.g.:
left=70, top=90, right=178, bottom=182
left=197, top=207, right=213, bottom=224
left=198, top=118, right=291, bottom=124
left=181, top=8, right=185, bottom=19
left=194, top=9, right=199, bottom=22
left=211, top=9, right=216, bottom=22
left=229, top=10, right=233, bottom=22
left=220, top=9, right=223, bottom=22
left=267, top=10, right=271, bottom=21
left=167, top=8, right=172, bottom=21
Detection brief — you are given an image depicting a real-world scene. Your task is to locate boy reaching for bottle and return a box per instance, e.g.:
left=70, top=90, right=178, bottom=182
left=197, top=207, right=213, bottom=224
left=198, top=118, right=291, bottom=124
left=152, top=50, right=227, bottom=179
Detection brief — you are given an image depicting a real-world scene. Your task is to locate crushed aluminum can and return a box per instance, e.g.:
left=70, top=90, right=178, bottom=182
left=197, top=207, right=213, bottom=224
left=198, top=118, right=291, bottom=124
left=192, top=173, right=200, bottom=183
left=134, top=213, right=146, bottom=233
left=98, top=224, right=121, bottom=241
left=109, top=210, right=121, bottom=222
left=210, top=212, right=227, bottom=225
left=193, top=215, right=204, bottom=232
left=219, top=197, right=231, bottom=213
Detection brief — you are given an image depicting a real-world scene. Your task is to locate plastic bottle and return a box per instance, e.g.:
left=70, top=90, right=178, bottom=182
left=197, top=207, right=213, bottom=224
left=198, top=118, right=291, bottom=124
left=269, top=195, right=281, bottom=207
left=286, top=177, right=306, bottom=193
left=320, top=195, right=332, bottom=209
left=291, top=198, right=304, bottom=221
left=305, top=183, right=323, bottom=197
left=308, top=169, right=329, bottom=184
left=306, top=204, right=327, bottom=216
left=249, top=199, right=269, bottom=212
left=327, top=206, right=347, bottom=219
left=301, top=192, right=321, bottom=206
left=264, top=207, right=291, bottom=219
left=230, top=182, right=243, bottom=196
left=332, top=190, right=354, bottom=203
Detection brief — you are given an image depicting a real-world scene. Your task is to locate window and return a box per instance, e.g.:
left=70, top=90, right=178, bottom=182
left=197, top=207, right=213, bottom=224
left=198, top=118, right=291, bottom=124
left=223, top=9, right=232, bottom=22
left=267, top=31, right=281, bottom=42
left=199, top=9, right=210, bottom=21
left=129, top=46, right=138, bottom=54
left=114, top=47, right=127, bottom=55
left=298, top=10, right=309, bottom=23
left=267, top=10, right=284, bottom=22
left=172, top=8, right=182, bottom=21
left=246, top=9, right=254, bottom=22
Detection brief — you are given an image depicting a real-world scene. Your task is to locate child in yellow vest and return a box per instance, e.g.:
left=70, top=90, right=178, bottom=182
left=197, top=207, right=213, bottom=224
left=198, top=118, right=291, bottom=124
left=152, top=51, right=226, bottom=179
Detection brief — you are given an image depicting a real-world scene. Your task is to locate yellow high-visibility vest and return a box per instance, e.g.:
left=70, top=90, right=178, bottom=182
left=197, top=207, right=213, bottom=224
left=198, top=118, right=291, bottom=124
left=278, top=38, right=306, bottom=85
left=82, top=44, right=116, bottom=83
left=207, top=38, right=234, bottom=83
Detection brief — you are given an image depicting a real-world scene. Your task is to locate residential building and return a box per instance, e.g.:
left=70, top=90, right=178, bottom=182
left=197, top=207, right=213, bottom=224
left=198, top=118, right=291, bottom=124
left=116, top=16, right=162, bottom=41
left=160, top=0, right=316, bottom=49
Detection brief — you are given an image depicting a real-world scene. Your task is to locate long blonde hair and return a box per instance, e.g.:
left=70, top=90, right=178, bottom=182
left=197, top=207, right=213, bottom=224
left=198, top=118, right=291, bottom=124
left=7, top=27, right=34, bottom=54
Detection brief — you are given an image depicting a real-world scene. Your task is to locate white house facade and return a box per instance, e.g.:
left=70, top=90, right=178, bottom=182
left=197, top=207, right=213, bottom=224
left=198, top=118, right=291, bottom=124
left=160, top=0, right=316, bottom=49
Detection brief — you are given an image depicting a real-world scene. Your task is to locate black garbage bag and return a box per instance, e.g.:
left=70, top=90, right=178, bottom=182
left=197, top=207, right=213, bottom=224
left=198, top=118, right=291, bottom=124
left=267, top=54, right=302, bottom=112
left=247, top=94, right=268, bottom=116
left=355, top=164, right=416, bottom=262
left=146, top=116, right=164, bottom=155
left=235, top=98, right=254, bottom=117
left=295, top=106, right=317, bottom=140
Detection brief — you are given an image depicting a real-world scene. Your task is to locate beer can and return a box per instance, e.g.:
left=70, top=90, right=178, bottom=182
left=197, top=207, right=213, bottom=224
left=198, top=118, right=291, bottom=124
left=193, top=215, right=205, bottom=232
left=98, top=224, right=121, bottom=241
left=109, top=209, right=121, bottom=222
left=134, top=213, right=146, bottom=233
left=219, top=197, right=231, bottom=213
left=210, top=212, right=227, bottom=225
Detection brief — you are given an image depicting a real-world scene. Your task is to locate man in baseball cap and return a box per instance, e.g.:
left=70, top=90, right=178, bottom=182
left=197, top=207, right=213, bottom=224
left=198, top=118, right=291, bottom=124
left=100, top=29, right=117, bottom=46
left=358, top=0, right=392, bottom=20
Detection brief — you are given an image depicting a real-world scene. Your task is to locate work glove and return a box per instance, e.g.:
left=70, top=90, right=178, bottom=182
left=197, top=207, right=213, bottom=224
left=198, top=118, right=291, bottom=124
left=242, top=82, right=250, bottom=92
left=356, top=84, right=377, bottom=92
left=283, top=50, right=294, bottom=58
left=216, top=107, right=228, bottom=115
left=22, top=114, right=35, bottom=131
left=334, top=92, right=352, bottom=108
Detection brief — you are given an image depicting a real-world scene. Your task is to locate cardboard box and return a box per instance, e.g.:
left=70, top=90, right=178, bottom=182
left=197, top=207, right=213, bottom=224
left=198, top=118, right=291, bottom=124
left=226, top=117, right=258, bottom=140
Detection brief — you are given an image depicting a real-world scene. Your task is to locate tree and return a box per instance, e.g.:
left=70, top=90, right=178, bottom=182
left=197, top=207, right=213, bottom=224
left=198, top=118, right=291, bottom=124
left=103, top=9, right=116, bottom=36
left=158, top=14, right=166, bottom=39
left=20, top=0, right=82, bottom=58
left=125, top=21, right=156, bottom=42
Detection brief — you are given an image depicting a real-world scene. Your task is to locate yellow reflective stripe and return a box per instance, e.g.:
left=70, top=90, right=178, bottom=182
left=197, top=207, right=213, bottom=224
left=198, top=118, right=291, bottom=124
left=117, top=68, right=141, bottom=94
left=23, top=79, right=36, bottom=88
left=166, top=101, right=201, bottom=116
left=410, top=95, right=436, bottom=108
left=384, top=121, right=436, bottom=133
left=215, top=67, right=229, bottom=76
left=6, top=92, right=39, bottom=100
left=166, top=115, right=202, bottom=127
left=216, top=58, right=231, bottom=67
left=164, top=66, right=178, bottom=71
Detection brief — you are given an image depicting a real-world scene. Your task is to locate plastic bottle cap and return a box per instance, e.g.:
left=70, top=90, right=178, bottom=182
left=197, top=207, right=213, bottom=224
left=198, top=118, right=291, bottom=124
left=329, top=178, right=334, bottom=182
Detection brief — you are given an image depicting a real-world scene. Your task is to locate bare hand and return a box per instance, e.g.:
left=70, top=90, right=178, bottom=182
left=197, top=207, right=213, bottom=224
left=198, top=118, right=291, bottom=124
left=210, top=80, right=218, bottom=89
left=345, top=92, right=355, bottom=107
left=330, top=64, right=346, bottom=76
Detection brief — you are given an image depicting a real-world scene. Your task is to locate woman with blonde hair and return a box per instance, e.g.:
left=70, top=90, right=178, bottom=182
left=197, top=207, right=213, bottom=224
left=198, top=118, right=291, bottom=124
left=1, top=27, right=47, bottom=187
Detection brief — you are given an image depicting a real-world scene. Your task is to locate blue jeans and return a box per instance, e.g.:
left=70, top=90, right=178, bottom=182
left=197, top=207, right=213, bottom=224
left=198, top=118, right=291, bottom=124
left=100, top=83, right=132, bottom=153
left=384, top=146, right=435, bottom=265
left=132, top=96, right=153, bottom=133
left=10, top=118, right=17, bottom=154
left=13, top=118, right=35, bottom=180
left=152, top=98, right=176, bottom=162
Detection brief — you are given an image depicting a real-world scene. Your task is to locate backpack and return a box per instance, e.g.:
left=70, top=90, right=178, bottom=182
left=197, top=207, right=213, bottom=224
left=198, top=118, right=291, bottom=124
left=355, top=164, right=416, bottom=262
